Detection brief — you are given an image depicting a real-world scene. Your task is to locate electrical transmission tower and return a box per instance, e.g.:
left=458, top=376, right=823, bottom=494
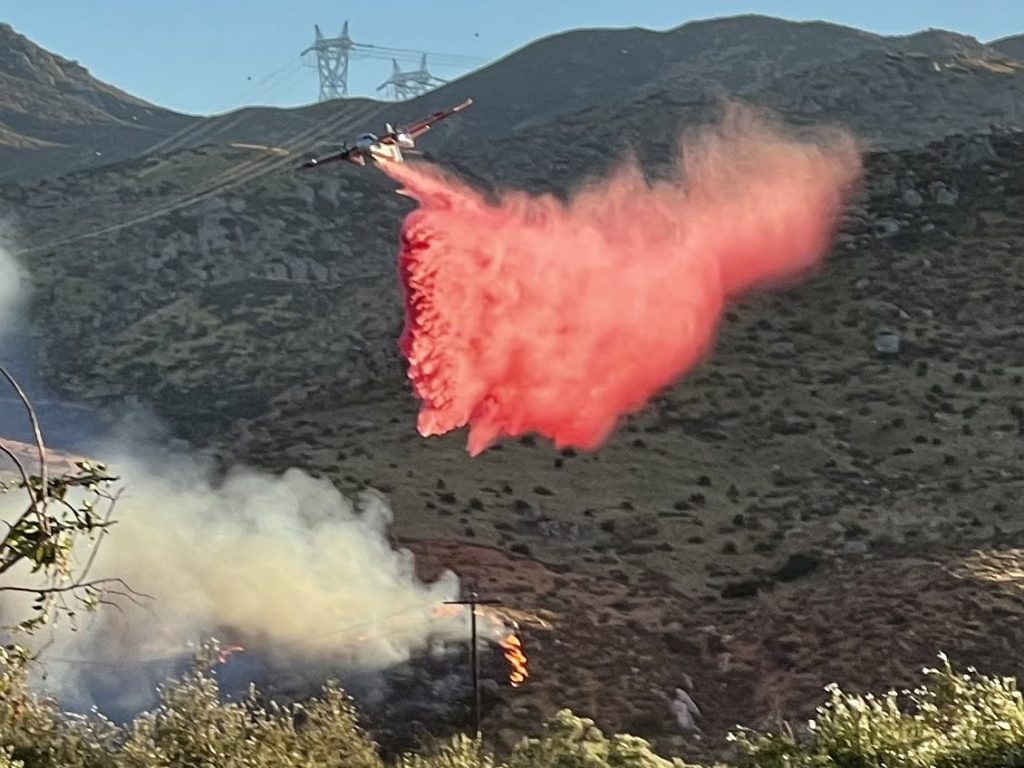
left=302, top=22, right=355, bottom=100
left=302, top=20, right=485, bottom=102
left=376, top=55, right=448, bottom=101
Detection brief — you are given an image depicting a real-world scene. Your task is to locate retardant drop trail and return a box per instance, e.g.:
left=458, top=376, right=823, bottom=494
left=384, top=108, right=862, bottom=456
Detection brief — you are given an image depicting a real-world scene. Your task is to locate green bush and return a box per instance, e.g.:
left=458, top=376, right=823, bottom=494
left=397, top=734, right=496, bottom=768
left=506, top=710, right=696, bottom=768
left=0, top=646, right=116, bottom=768
left=2, top=647, right=1024, bottom=768
left=116, top=650, right=382, bottom=768
left=399, top=711, right=700, bottom=768
left=0, top=643, right=381, bottom=768
left=730, top=653, right=1024, bottom=767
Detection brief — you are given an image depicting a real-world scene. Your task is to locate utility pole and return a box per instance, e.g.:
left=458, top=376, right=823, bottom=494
left=445, top=587, right=500, bottom=737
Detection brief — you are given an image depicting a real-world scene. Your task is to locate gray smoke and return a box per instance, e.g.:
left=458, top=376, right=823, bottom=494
left=0, top=237, right=474, bottom=717
left=0, top=239, right=105, bottom=448
left=0, top=237, right=34, bottom=443
left=2, top=435, right=467, bottom=714
left=0, top=235, right=26, bottom=334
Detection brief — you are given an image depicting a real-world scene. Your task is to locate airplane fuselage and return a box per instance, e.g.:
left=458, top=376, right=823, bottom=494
left=355, top=133, right=378, bottom=152
left=343, top=131, right=416, bottom=165
left=300, top=98, right=471, bottom=172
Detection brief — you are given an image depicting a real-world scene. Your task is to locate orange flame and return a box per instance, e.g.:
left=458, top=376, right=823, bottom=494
left=499, top=633, right=528, bottom=688
left=431, top=603, right=530, bottom=687
left=217, top=645, right=244, bottom=664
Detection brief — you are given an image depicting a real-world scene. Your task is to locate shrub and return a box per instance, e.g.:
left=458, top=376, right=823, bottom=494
left=403, top=711, right=703, bottom=768
left=0, top=646, right=116, bottom=768
left=116, top=645, right=383, bottom=768
left=506, top=710, right=696, bottom=768
left=397, top=734, right=496, bottom=768
left=731, top=653, right=1024, bottom=767
left=3, top=647, right=1024, bottom=768
left=0, top=643, right=382, bottom=768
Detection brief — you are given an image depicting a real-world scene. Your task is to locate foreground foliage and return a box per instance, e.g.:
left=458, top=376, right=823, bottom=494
left=1, top=646, right=1023, bottom=768
left=0, top=365, right=122, bottom=634
left=729, top=652, right=1024, bottom=767
left=1, top=643, right=383, bottom=768
left=399, top=711, right=697, bottom=768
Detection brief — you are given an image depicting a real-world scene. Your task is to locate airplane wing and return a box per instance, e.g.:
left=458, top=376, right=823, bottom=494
left=402, top=98, right=474, bottom=139
left=298, top=145, right=356, bottom=170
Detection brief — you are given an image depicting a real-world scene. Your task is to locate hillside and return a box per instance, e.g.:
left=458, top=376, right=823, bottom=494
left=0, top=437, right=86, bottom=480
left=5, top=97, right=1024, bottom=759
left=5, top=12, right=1024, bottom=763
left=0, top=22, right=197, bottom=180
left=365, top=16, right=1024, bottom=157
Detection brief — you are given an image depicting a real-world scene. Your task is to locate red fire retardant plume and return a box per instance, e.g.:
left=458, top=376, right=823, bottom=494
left=384, top=109, right=862, bottom=456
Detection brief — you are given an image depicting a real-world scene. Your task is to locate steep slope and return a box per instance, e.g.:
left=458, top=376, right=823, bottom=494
left=741, top=47, right=1024, bottom=147
left=0, top=22, right=197, bottom=180
left=5, top=121, right=1024, bottom=761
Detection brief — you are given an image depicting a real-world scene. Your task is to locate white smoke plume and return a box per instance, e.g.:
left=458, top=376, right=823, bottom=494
left=0, top=238, right=35, bottom=443
left=2, top=414, right=467, bottom=713
left=0, top=237, right=27, bottom=336
left=0, top=236, right=468, bottom=715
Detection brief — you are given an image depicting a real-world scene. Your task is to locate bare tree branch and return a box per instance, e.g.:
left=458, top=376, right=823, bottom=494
left=0, top=439, right=31, bottom=491
left=0, top=576, right=151, bottom=601
left=0, top=365, right=135, bottom=635
left=76, top=489, right=121, bottom=586
left=0, top=365, right=47, bottom=514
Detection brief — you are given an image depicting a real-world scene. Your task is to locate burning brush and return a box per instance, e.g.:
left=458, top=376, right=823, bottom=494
left=499, top=632, right=528, bottom=688
left=481, top=610, right=530, bottom=689
left=431, top=602, right=533, bottom=688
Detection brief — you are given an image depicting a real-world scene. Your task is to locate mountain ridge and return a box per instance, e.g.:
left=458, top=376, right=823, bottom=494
left=0, top=21, right=196, bottom=180
left=991, top=32, right=1024, bottom=59
left=3, top=14, right=1024, bottom=181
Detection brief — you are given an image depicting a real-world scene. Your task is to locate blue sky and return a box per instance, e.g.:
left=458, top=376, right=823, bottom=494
left=4, top=1, right=1022, bottom=116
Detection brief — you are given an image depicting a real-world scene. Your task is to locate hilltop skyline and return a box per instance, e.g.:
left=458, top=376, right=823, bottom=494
left=3, top=0, right=1023, bottom=115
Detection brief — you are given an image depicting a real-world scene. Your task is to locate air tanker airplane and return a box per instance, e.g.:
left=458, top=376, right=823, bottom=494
left=299, top=98, right=473, bottom=169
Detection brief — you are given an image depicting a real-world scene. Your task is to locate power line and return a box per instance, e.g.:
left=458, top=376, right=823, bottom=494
left=356, top=44, right=486, bottom=67
left=140, top=56, right=306, bottom=156
left=302, top=20, right=486, bottom=102
left=40, top=602, right=447, bottom=668
left=13, top=99, right=385, bottom=257
left=217, top=57, right=306, bottom=112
